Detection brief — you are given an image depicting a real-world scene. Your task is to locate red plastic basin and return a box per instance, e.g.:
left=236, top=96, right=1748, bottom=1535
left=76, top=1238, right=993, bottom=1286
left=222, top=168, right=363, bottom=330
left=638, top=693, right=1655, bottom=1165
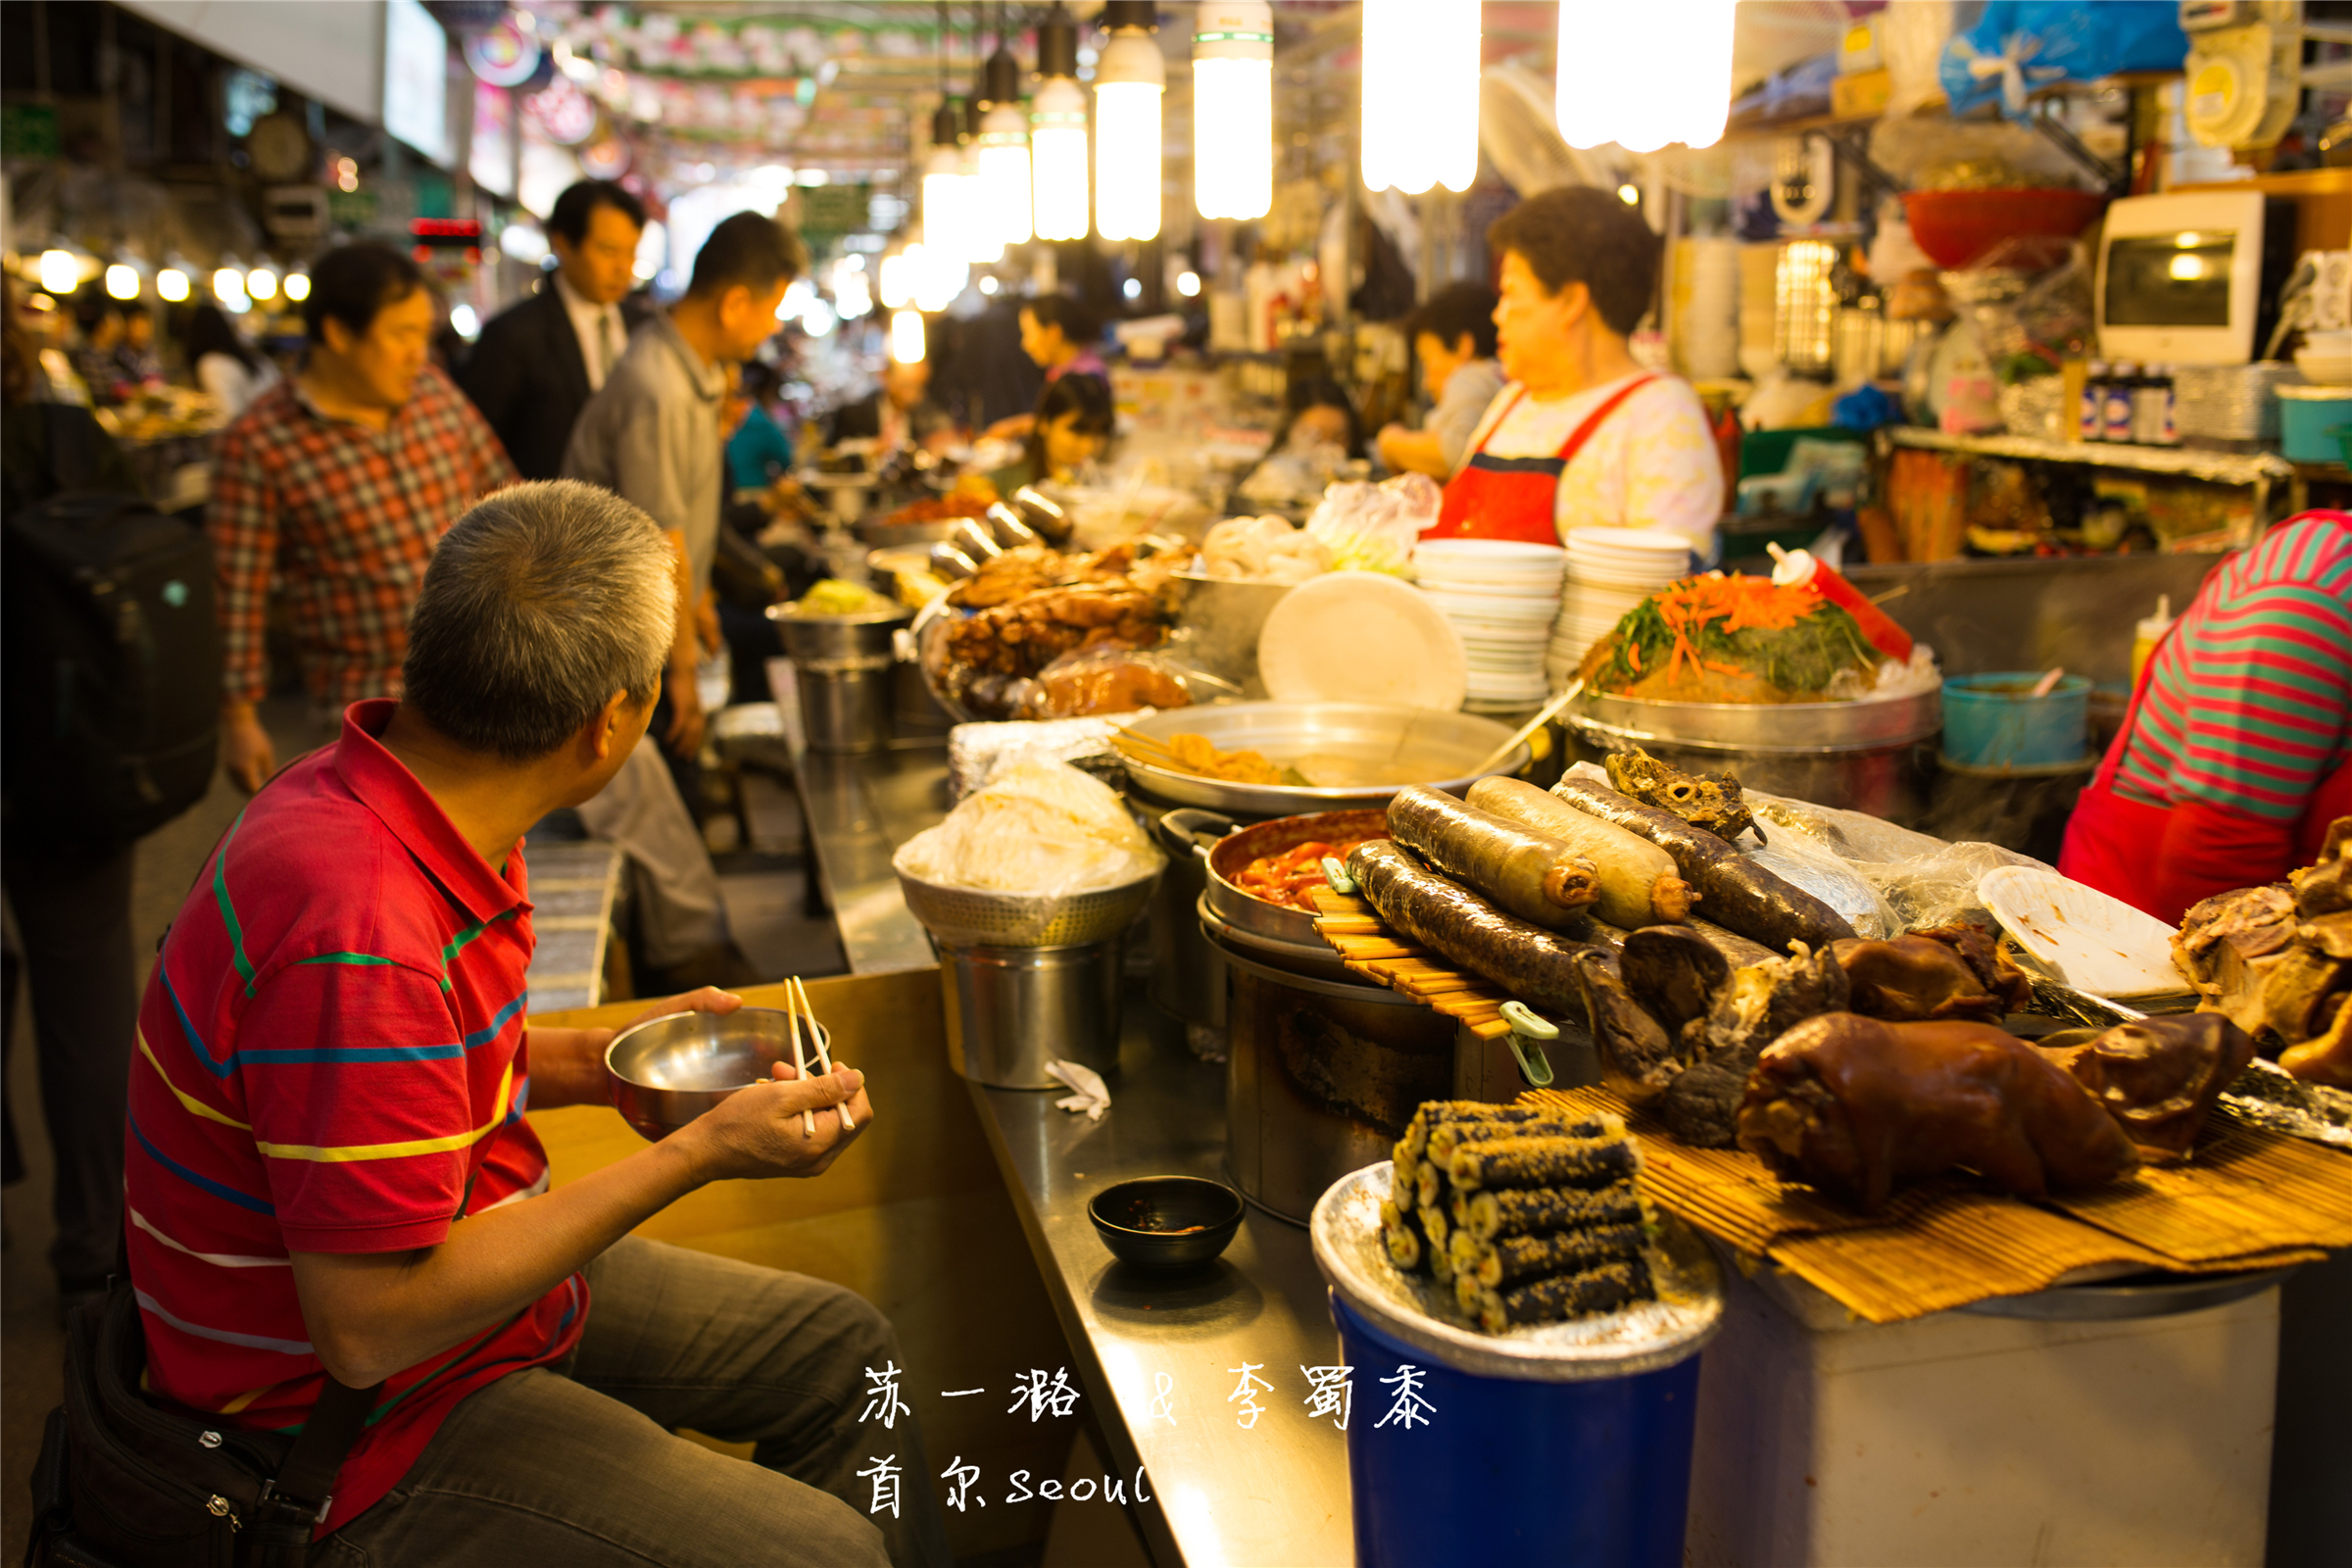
left=1901, top=188, right=2109, bottom=271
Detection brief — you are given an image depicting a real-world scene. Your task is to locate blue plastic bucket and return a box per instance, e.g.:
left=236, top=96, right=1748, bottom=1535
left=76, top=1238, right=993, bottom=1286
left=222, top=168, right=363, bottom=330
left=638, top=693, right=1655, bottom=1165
left=1331, top=1289, right=1704, bottom=1568
left=1940, top=672, right=2090, bottom=768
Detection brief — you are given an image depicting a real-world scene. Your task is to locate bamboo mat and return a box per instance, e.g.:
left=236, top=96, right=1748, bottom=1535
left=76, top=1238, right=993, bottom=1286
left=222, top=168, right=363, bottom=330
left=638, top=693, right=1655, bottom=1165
left=1307, top=887, right=1516, bottom=1040
left=1302, top=888, right=2352, bottom=1322
left=1531, top=1082, right=2344, bottom=1323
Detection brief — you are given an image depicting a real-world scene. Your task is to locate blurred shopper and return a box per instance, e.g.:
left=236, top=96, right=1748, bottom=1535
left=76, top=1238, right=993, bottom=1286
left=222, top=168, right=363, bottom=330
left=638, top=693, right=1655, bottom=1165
left=209, top=243, right=517, bottom=791
left=1377, top=280, right=1504, bottom=478
left=980, top=295, right=1105, bottom=443
left=824, top=358, right=956, bottom=457
left=0, top=276, right=152, bottom=1315
left=464, top=179, right=649, bottom=478
left=564, top=211, right=807, bottom=990
left=2061, top=510, right=2352, bottom=924
left=987, top=371, right=1114, bottom=493
left=726, top=357, right=797, bottom=495
left=73, top=301, right=130, bottom=404
left=1422, top=186, right=1721, bottom=560
left=187, top=302, right=277, bottom=420
left=115, top=306, right=163, bottom=390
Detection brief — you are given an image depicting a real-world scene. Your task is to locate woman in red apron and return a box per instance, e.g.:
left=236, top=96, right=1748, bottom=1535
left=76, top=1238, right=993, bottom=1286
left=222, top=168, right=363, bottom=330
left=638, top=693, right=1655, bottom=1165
left=1416, top=187, right=1719, bottom=547
left=1422, top=376, right=1658, bottom=544
left=2060, top=511, right=2352, bottom=924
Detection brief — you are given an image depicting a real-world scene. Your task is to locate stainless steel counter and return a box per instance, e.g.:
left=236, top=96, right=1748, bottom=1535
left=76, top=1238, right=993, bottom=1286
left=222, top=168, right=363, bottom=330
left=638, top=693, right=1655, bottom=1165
left=790, top=742, right=952, bottom=973
left=968, top=994, right=1353, bottom=1568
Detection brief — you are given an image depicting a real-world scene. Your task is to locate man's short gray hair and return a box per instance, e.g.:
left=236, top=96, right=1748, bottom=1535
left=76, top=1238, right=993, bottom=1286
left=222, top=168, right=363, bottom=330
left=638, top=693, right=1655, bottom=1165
left=403, top=480, right=677, bottom=761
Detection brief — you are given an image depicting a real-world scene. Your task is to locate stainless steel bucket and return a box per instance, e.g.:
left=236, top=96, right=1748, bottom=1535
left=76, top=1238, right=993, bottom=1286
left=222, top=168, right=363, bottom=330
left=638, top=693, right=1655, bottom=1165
left=1216, top=933, right=1456, bottom=1224
left=1567, top=687, right=1942, bottom=822
left=939, top=939, right=1124, bottom=1089
left=769, top=606, right=911, bottom=754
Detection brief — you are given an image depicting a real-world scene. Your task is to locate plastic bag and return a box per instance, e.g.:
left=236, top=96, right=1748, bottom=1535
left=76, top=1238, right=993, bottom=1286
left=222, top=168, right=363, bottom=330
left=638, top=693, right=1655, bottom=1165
left=1306, top=473, right=1437, bottom=575
left=894, top=757, right=1164, bottom=898
left=1015, top=648, right=1240, bottom=719
left=1938, top=1, right=2188, bottom=121
left=945, top=717, right=1127, bottom=801
left=1199, top=514, right=1331, bottom=583
left=1743, top=789, right=2046, bottom=930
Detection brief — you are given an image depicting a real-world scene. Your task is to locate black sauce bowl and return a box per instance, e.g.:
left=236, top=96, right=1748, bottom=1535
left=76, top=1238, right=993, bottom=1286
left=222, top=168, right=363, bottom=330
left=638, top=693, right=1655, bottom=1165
left=1087, top=1176, right=1245, bottom=1272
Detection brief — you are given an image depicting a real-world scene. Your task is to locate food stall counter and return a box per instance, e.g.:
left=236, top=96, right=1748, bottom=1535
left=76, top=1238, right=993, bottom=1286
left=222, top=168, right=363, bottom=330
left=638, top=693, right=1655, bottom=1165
left=966, top=988, right=1354, bottom=1568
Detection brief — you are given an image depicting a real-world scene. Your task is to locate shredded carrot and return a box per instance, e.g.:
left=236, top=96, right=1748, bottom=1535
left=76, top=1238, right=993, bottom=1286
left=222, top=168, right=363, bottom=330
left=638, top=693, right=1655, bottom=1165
left=1700, top=659, right=1756, bottom=679
left=1625, top=640, right=1641, bottom=672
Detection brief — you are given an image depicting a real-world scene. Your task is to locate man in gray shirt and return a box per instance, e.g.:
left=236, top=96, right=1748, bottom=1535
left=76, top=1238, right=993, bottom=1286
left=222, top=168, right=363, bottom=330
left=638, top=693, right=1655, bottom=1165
left=1377, top=280, right=1504, bottom=479
left=564, top=212, right=806, bottom=989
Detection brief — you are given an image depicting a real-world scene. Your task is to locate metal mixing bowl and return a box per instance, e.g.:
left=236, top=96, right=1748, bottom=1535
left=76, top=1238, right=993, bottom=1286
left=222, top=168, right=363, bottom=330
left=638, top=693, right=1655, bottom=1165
left=605, top=1007, right=833, bottom=1142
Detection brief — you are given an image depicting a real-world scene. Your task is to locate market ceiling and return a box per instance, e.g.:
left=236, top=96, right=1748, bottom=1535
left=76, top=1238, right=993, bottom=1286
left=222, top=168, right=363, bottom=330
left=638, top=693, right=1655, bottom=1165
left=503, top=1, right=1569, bottom=203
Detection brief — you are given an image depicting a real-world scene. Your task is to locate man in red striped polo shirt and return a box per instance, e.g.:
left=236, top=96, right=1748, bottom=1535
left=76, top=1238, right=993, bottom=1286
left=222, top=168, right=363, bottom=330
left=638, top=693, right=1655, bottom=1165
left=2062, top=509, right=2352, bottom=922
left=128, top=480, right=948, bottom=1565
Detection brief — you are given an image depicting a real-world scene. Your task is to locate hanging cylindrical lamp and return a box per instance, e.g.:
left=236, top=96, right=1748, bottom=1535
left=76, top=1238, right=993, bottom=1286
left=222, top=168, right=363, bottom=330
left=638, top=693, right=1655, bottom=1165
left=961, top=96, right=1005, bottom=264
left=975, top=30, right=1033, bottom=248
left=1030, top=4, right=1088, bottom=242
left=1093, top=0, right=1163, bottom=243
left=1193, top=0, right=1273, bottom=221
left=921, top=101, right=974, bottom=263
left=1362, top=0, right=1479, bottom=195
left=1554, top=0, right=1738, bottom=154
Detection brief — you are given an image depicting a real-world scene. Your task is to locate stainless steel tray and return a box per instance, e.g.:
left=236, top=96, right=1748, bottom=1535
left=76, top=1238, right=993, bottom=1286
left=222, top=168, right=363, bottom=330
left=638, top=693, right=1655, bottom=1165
left=1121, top=702, right=1528, bottom=815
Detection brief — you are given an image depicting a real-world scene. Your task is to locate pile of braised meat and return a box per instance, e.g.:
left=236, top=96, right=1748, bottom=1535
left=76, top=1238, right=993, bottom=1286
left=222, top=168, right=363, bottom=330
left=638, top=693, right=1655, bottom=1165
left=2173, top=817, right=2352, bottom=1090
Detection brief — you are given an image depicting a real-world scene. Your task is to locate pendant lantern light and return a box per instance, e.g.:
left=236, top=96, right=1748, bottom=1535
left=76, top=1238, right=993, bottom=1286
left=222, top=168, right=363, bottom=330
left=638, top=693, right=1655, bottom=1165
left=1362, top=0, right=1479, bottom=195
left=1554, top=0, right=1738, bottom=154
left=1193, top=0, right=1273, bottom=221
left=1030, top=4, right=1088, bottom=242
left=921, top=100, right=976, bottom=266
left=975, top=21, right=1032, bottom=248
left=1093, top=0, right=1163, bottom=243
left=960, top=95, right=1004, bottom=264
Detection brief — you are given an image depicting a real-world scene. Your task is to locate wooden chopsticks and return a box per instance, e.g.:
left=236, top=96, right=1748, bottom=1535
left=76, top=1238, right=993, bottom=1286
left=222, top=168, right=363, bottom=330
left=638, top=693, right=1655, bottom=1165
left=783, top=975, right=854, bottom=1134
left=1110, top=725, right=1205, bottom=778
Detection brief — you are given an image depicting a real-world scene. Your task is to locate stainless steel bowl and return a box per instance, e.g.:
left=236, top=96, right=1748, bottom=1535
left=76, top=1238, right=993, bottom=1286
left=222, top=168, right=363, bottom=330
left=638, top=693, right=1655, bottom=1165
left=1120, top=702, right=1530, bottom=816
left=606, top=1008, right=833, bottom=1142
left=1199, top=807, right=1390, bottom=949
left=896, top=865, right=1161, bottom=949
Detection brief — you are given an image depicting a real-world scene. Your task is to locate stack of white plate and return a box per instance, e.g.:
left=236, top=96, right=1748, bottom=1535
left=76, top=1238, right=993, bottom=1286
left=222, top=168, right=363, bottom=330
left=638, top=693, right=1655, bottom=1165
left=1412, top=540, right=1568, bottom=710
left=1550, top=527, right=1693, bottom=673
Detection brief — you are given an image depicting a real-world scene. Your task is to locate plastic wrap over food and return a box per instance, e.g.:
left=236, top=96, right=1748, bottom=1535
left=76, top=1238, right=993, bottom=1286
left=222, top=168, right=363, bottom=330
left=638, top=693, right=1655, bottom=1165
left=945, top=717, right=1130, bottom=802
left=895, top=758, right=1164, bottom=899
left=1198, top=514, right=1331, bottom=584
left=1303, top=473, right=1438, bottom=575
left=1744, top=789, right=2044, bottom=931
left=1017, top=648, right=1240, bottom=719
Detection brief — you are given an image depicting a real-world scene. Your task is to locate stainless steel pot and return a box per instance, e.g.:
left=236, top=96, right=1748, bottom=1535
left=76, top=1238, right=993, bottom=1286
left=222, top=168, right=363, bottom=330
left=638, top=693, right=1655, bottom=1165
left=1217, top=932, right=1455, bottom=1224
left=1148, top=808, right=1235, bottom=1030
left=768, top=605, right=914, bottom=754
left=1200, top=808, right=1390, bottom=949
left=1567, top=687, right=1942, bottom=822
left=1119, top=703, right=1531, bottom=816
left=1168, top=573, right=1296, bottom=697
left=939, top=938, right=1124, bottom=1089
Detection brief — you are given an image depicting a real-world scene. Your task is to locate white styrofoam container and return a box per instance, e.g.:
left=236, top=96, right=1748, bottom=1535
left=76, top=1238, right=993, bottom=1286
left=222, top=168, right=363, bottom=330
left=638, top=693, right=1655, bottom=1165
left=1686, top=1256, right=2279, bottom=1567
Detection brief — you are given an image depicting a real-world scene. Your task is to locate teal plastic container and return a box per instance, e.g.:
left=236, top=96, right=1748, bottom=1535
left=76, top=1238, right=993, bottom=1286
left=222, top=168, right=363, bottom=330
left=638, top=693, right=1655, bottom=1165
left=2277, top=385, right=2352, bottom=464
left=1942, top=672, right=2091, bottom=768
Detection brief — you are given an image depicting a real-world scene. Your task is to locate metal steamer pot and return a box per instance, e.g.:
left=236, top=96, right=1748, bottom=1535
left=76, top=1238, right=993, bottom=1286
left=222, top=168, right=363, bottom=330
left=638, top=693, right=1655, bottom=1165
left=1214, top=930, right=1600, bottom=1225
left=1566, top=686, right=1942, bottom=823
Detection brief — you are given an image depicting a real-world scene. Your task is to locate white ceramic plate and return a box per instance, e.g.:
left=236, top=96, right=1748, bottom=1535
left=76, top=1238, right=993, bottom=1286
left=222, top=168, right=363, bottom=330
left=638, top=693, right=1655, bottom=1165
left=1414, top=539, right=1568, bottom=567
left=1978, top=865, right=2191, bottom=1000
left=1258, top=569, right=1469, bottom=710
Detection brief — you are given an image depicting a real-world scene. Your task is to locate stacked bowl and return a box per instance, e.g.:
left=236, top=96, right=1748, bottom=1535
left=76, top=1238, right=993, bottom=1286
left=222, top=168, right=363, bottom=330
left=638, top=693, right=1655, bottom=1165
left=1412, top=540, right=1569, bottom=711
left=1549, top=528, right=1694, bottom=679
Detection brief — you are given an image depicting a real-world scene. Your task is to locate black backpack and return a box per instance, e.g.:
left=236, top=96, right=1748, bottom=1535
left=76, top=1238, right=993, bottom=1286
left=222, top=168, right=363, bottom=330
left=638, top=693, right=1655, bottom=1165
left=3, top=406, right=219, bottom=845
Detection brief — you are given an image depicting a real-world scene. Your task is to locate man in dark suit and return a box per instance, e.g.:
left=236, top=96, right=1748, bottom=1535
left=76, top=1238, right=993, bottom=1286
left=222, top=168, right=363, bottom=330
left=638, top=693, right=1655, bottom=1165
left=461, top=180, right=647, bottom=478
